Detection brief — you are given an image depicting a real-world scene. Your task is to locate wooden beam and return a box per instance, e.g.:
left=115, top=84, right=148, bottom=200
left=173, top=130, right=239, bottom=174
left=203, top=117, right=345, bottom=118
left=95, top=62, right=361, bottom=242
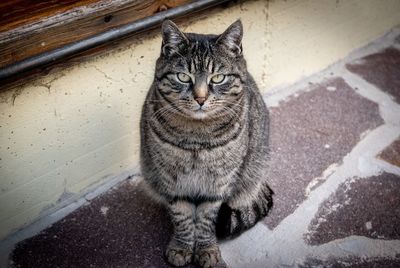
left=0, top=0, right=191, bottom=68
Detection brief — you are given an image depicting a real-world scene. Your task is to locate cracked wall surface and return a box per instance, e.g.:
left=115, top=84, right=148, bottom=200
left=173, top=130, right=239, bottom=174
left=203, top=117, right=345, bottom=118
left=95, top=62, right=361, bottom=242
left=1, top=0, right=400, bottom=240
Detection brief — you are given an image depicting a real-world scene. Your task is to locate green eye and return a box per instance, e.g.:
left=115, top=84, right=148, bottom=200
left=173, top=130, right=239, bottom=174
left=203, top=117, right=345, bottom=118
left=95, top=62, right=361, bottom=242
left=211, top=74, right=225, bottom=84
left=177, top=73, right=191, bottom=83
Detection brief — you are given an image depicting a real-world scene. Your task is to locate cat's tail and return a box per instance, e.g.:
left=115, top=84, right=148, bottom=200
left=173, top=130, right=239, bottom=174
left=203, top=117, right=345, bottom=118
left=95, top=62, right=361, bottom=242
left=216, top=184, right=273, bottom=239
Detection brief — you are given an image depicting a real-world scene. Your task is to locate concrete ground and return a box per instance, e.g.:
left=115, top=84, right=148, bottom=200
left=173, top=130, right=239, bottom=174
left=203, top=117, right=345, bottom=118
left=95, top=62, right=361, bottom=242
left=3, top=27, right=400, bottom=268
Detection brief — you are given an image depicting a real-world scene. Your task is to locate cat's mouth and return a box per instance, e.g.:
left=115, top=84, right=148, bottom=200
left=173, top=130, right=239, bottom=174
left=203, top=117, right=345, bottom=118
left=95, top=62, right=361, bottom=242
left=181, top=104, right=219, bottom=120
left=191, top=108, right=208, bottom=120
left=185, top=105, right=215, bottom=120
left=188, top=104, right=225, bottom=120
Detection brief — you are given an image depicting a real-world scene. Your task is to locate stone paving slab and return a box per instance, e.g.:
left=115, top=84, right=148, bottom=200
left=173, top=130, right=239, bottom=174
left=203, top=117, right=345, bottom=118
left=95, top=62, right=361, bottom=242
left=11, top=180, right=175, bottom=268
left=305, top=172, right=400, bottom=245
left=378, top=137, right=400, bottom=167
left=346, top=47, right=400, bottom=103
left=10, top=179, right=227, bottom=268
left=301, top=256, right=400, bottom=268
left=264, top=77, right=383, bottom=228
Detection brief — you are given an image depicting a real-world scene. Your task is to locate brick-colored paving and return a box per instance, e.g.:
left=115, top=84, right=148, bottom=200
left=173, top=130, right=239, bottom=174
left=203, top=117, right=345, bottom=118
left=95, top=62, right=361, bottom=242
left=306, top=172, right=400, bottom=245
left=4, top=27, right=400, bottom=268
left=346, top=47, right=400, bottom=103
left=264, top=77, right=383, bottom=229
left=301, top=256, right=400, bottom=268
left=378, top=137, right=400, bottom=167
left=12, top=180, right=174, bottom=268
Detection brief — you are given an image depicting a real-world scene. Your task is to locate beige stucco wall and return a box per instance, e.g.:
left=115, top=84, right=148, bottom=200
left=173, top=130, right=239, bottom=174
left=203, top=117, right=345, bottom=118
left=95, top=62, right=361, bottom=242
left=1, top=0, right=400, bottom=240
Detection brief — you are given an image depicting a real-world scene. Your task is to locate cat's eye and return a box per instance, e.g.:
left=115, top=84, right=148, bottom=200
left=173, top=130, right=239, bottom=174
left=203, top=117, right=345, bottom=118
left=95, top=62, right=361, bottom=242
left=177, top=73, right=191, bottom=83
left=210, top=74, right=225, bottom=84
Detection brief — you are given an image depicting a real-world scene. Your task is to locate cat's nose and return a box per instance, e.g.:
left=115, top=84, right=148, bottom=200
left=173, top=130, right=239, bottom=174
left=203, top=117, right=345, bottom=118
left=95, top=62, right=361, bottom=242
left=195, top=97, right=206, bottom=106
left=194, top=77, right=208, bottom=106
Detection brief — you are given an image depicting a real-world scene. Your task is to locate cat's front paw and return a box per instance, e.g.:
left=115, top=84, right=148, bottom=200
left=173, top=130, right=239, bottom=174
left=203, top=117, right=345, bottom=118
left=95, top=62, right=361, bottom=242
left=194, top=244, right=221, bottom=268
left=165, top=244, right=193, bottom=267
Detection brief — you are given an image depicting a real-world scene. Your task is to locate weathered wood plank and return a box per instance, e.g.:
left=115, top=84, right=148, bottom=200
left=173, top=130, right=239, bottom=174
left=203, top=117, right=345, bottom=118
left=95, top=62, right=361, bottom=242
left=0, top=0, right=191, bottom=68
left=0, top=0, right=99, bottom=33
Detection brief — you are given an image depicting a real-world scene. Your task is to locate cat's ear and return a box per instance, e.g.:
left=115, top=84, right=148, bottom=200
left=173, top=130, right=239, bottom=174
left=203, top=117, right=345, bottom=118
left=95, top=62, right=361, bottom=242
left=161, top=20, right=188, bottom=56
left=217, top=20, right=243, bottom=56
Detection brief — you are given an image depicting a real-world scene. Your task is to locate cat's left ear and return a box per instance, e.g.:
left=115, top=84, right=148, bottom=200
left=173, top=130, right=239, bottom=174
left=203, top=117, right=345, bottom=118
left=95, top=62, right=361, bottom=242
left=161, top=20, right=189, bottom=56
left=217, top=20, right=243, bottom=56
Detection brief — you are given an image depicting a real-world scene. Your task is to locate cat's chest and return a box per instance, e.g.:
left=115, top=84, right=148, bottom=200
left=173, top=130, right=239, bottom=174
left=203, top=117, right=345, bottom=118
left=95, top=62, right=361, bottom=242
left=164, top=142, right=245, bottom=194
left=174, top=149, right=234, bottom=196
left=163, top=147, right=228, bottom=174
left=148, top=121, right=247, bottom=195
left=157, top=134, right=246, bottom=177
left=150, top=120, right=247, bottom=173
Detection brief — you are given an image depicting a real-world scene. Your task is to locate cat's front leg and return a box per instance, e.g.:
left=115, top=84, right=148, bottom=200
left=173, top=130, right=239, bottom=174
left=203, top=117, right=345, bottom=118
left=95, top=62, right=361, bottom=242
left=166, top=200, right=196, bottom=266
left=194, top=201, right=223, bottom=268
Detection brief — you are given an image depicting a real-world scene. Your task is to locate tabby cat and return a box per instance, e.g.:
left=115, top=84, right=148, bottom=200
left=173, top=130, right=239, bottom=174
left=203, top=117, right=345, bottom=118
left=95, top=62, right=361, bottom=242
left=140, top=20, right=273, bottom=268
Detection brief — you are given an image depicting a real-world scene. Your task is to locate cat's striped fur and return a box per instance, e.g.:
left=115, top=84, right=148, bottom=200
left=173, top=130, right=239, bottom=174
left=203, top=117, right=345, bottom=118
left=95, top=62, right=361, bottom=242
left=140, top=20, right=273, bottom=267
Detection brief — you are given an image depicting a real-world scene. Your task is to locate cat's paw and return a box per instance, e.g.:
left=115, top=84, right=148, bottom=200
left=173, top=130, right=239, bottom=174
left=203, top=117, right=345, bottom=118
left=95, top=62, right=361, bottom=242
left=194, top=245, right=221, bottom=268
left=165, top=245, right=193, bottom=267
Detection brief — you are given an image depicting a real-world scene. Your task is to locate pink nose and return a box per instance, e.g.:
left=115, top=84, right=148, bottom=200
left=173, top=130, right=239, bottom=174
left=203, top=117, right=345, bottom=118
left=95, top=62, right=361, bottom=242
left=195, top=97, right=206, bottom=106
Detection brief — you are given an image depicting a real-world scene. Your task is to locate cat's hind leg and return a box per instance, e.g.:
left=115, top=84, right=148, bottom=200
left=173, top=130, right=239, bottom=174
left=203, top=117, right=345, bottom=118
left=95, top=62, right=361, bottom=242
left=216, top=184, right=273, bottom=239
left=166, top=200, right=196, bottom=266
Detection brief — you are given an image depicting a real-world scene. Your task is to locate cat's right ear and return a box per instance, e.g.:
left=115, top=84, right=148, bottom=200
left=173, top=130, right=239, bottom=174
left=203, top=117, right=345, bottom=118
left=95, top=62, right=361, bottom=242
left=161, top=20, right=188, bottom=56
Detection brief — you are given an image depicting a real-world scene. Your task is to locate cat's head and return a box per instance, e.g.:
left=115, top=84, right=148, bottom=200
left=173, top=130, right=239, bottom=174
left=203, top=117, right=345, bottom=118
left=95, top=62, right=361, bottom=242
left=154, top=20, right=248, bottom=120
